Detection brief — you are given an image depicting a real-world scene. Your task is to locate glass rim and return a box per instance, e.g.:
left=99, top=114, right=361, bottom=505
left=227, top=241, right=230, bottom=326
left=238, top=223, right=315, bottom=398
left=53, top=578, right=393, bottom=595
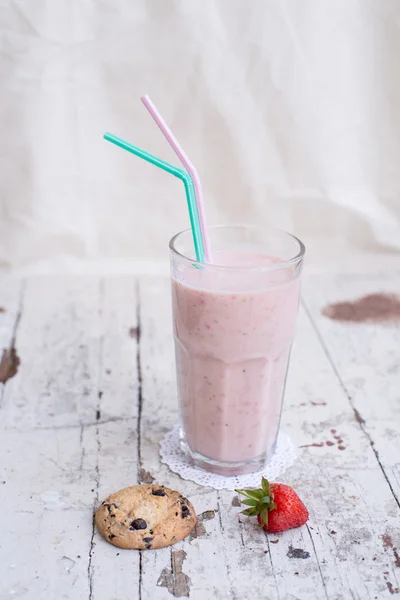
left=169, top=224, right=305, bottom=272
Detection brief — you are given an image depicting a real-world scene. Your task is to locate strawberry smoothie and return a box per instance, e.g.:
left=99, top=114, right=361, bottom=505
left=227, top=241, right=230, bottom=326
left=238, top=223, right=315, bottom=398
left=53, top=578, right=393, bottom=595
left=170, top=233, right=304, bottom=475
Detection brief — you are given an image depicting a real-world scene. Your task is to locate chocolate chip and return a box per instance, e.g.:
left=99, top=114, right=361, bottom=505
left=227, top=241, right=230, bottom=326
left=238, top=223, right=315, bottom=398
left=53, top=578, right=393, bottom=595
left=108, top=534, right=116, bottom=540
left=152, top=488, right=166, bottom=496
left=181, top=505, right=190, bottom=518
left=129, top=518, right=147, bottom=530
left=110, top=514, right=116, bottom=518
left=143, top=537, right=153, bottom=543
left=145, top=544, right=152, bottom=550
left=175, top=512, right=178, bottom=516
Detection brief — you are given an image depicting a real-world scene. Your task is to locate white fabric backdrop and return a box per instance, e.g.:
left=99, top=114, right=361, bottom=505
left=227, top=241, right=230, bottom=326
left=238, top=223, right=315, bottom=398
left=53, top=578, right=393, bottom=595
left=1, top=0, right=400, bottom=272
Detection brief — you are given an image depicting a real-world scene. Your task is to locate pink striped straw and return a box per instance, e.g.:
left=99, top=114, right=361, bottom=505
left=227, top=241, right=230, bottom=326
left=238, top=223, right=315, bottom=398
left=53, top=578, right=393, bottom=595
left=141, top=94, right=212, bottom=262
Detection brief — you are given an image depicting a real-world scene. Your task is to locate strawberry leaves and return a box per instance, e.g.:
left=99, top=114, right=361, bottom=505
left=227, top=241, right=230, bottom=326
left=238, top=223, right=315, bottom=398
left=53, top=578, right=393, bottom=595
left=262, top=476, right=270, bottom=495
left=241, top=498, right=259, bottom=507
left=235, top=477, right=277, bottom=527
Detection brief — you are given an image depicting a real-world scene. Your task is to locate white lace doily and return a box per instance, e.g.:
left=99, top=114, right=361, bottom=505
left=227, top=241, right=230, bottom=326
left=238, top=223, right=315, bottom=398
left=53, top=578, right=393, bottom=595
left=159, top=424, right=298, bottom=490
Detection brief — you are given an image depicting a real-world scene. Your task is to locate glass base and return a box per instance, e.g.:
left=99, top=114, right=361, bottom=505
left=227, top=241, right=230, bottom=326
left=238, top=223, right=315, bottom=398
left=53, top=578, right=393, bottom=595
left=180, top=431, right=273, bottom=476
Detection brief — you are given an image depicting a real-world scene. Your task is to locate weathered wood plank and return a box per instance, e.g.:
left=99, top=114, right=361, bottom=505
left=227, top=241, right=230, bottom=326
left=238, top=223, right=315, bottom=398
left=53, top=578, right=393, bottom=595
left=0, top=277, right=102, bottom=431
left=85, top=278, right=141, bottom=600
left=300, top=272, right=400, bottom=598
left=1, top=271, right=399, bottom=600
left=0, top=277, right=141, bottom=600
left=278, top=297, right=400, bottom=599
left=302, top=271, right=400, bottom=504
left=0, top=426, right=96, bottom=599
left=0, top=277, right=101, bottom=599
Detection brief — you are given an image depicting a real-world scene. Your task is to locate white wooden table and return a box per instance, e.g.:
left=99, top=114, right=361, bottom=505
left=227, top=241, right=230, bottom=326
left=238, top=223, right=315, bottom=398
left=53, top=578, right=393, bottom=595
left=1, top=269, right=400, bottom=600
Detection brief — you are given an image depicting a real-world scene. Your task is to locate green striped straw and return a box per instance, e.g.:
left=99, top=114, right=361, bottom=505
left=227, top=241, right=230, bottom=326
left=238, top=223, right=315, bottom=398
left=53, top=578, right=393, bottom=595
left=103, top=132, right=205, bottom=263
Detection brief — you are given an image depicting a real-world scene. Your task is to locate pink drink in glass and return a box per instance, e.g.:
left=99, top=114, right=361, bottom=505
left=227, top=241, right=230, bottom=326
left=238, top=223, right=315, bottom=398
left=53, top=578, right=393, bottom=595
left=170, top=226, right=304, bottom=475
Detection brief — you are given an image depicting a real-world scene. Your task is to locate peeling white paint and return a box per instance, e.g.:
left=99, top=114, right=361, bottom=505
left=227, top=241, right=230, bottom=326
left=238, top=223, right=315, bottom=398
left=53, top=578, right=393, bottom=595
left=0, top=271, right=399, bottom=599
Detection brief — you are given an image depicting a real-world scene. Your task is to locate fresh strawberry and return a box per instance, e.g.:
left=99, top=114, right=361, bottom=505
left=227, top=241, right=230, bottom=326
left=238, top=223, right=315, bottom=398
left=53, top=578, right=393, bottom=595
left=236, top=477, right=308, bottom=533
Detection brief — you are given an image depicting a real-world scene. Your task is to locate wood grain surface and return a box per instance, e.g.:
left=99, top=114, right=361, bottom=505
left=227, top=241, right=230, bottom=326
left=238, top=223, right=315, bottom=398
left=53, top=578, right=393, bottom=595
left=0, top=269, right=399, bottom=599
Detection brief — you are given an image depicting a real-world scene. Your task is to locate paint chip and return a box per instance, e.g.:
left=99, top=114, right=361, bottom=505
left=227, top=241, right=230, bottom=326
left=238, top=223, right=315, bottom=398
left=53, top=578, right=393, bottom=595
left=189, top=510, right=215, bottom=540
left=0, top=347, right=20, bottom=384
left=299, top=442, right=324, bottom=448
left=157, top=550, right=191, bottom=597
left=139, top=469, right=154, bottom=484
left=287, top=545, right=310, bottom=559
left=381, top=533, right=400, bottom=568
left=322, top=293, right=400, bottom=324
left=353, top=408, right=365, bottom=425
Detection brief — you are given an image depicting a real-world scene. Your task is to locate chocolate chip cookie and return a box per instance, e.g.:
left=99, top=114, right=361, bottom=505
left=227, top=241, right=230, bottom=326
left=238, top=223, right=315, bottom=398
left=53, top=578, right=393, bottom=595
left=95, top=484, right=196, bottom=550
